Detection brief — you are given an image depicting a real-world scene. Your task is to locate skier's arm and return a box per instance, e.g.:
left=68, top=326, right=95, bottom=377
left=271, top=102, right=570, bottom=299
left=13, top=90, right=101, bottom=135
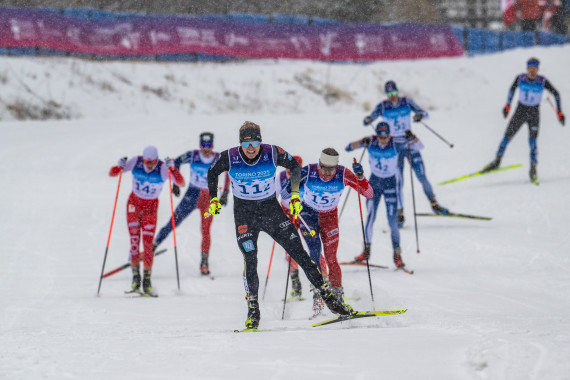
left=506, top=76, right=520, bottom=105
left=109, top=157, right=137, bottom=176
left=408, top=98, right=429, bottom=121
left=274, top=146, right=301, bottom=197
left=366, top=103, right=384, bottom=125
left=343, top=169, right=373, bottom=199
left=345, top=136, right=373, bottom=152
left=160, top=160, right=185, bottom=187
left=544, top=79, right=562, bottom=113
left=207, top=150, right=230, bottom=200
left=174, top=151, right=193, bottom=170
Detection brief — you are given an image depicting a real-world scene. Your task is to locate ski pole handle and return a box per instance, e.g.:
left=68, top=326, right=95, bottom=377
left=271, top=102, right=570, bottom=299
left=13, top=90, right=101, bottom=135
left=297, top=214, right=316, bottom=237
left=203, top=212, right=212, bottom=219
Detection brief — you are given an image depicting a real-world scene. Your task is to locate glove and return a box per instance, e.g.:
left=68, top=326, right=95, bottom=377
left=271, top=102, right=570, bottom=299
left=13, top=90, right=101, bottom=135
left=164, top=157, right=175, bottom=170
left=413, top=113, right=423, bottom=122
left=361, top=136, right=372, bottom=146
left=558, top=111, right=565, bottom=126
left=172, top=184, right=180, bottom=197
left=289, top=194, right=303, bottom=220
left=208, top=197, right=221, bottom=216
left=117, top=157, right=127, bottom=168
left=363, top=116, right=373, bottom=126
left=502, top=104, right=510, bottom=118
left=219, top=189, right=229, bottom=206
left=405, top=130, right=416, bottom=141
left=352, top=162, right=364, bottom=179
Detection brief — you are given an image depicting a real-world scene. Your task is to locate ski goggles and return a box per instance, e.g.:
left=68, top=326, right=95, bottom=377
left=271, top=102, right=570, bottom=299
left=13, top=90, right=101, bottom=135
left=201, top=142, right=213, bottom=148
left=386, top=90, right=398, bottom=97
left=319, top=164, right=337, bottom=173
left=143, top=159, right=158, bottom=165
left=241, top=140, right=260, bottom=148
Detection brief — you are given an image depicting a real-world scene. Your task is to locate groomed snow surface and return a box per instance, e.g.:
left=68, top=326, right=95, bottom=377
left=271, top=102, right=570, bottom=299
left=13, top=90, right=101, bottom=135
left=1, top=46, right=569, bottom=379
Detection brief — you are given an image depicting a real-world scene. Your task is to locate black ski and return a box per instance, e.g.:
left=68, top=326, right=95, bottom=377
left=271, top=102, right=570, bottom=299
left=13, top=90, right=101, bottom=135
left=339, top=261, right=389, bottom=269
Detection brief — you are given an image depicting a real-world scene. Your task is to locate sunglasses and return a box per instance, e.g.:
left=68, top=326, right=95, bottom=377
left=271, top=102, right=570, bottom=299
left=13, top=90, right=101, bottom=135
left=241, top=141, right=260, bottom=148
left=378, top=135, right=390, bottom=139
left=201, top=143, right=213, bottom=148
left=386, top=90, right=398, bottom=97
left=143, top=159, right=158, bottom=165
left=320, top=165, right=337, bottom=173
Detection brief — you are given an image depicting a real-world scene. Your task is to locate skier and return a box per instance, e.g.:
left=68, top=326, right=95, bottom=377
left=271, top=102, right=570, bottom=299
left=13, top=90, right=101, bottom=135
left=153, top=132, right=230, bottom=275
left=109, top=146, right=185, bottom=297
left=346, top=122, right=420, bottom=270
left=482, top=57, right=564, bottom=183
left=293, top=147, right=374, bottom=315
left=207, top=121, right=354, bottom=330
left=276, top=156, right=330, bottom=301
left=363, top=80, right=448, bottom=227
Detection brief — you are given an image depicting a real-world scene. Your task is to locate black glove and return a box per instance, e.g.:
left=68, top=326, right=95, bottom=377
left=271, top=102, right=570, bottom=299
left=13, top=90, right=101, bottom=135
left=219, top=189, right=229, bottom=206
left=502, top=104, right=510, bottom=118
left=172, top=184, right=180, bottom=197
left=413, top=113, right=423, bottom=122
left=361, top=136, right=372, bottom=146
left=405, top=130, right=416, bottom=141
left=352, top=162, right=364, bottom=179
left=363, top=116, right=373, bottom=126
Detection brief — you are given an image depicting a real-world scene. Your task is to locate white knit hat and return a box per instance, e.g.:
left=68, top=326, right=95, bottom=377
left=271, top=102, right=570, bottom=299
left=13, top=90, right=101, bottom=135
left=142, top=146, right=158, bottom=160
left=319, top=149, right=339, bottom=166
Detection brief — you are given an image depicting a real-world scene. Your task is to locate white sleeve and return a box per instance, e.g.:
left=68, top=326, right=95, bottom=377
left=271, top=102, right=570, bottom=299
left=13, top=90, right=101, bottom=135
left=123, top=157, right=138, bottom=172
left=160, top=162, right=169, bottom=181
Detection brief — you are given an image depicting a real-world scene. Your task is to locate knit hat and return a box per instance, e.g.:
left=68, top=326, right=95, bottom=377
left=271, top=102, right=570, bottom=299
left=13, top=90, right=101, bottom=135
left=142, top=146, right=158, bottom=160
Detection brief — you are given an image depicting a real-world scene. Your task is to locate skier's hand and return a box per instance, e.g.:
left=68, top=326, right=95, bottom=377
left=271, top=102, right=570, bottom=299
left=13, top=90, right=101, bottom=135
left=208, top=198, right=221, bottom=216
left=413, top=113, right=423, bottom=122
left=289, top=194, right=303, bottom=220
left=361, top=136, right=372, bottom=146
left=219, top=189, right=229, bottom=206
left=164, top=157, right=175, bottom=170
left=363, top=116, right=373, bottom=126
left=558, top=111, right=565, bottom=126
left=117, top=157, right=127, bottom=168
left=352, top=162, right=364, bottom=179
left=502, top=104, right=510, bottom=118
left=405, top=130, right=417, bottom=141
left=172, top=184, right=180, bottom=197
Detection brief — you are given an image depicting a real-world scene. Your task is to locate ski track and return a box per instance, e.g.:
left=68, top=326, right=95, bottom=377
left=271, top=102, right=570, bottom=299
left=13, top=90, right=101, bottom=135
left=1, top=46, right=570, bottom=379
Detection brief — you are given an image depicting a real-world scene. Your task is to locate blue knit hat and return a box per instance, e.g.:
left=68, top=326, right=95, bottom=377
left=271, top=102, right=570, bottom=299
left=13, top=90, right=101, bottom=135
left=375, top=122, right=390, bottom=136
left=385, top=80, right=398, bottom=93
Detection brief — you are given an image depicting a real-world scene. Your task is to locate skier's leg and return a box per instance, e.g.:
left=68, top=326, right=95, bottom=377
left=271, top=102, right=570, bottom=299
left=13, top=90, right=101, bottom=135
left=126, top=193, right=142, bottom=267
left=154, top=187, right=199, bottom=246
left=410, top=150, right=435, bottom=201
left=384, top=177, right=400, bottom=250
left=197, top=189, right=213, bottom=253
left=497, top=106, right=526, bottom=158
left=320, top=211, right=341, bottom=288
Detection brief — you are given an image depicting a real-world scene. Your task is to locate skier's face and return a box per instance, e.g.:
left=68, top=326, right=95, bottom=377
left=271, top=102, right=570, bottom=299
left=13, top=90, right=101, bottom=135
left=318, top=162, right=337, bottom=180
left=200, top=143, right=213, bottom=156
left=387, top=90, right=399, bottom=103
left=378, top=134, right=390, bottom=147
left=241, top=141, right=261, bottom=159
left=527, top=66, right=538, bottom=80
left=143, top=159, right=158, bottom=171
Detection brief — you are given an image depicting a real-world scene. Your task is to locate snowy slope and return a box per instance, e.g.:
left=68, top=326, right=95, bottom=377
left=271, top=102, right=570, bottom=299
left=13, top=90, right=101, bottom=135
left=1, top=46, right=569, bottom=380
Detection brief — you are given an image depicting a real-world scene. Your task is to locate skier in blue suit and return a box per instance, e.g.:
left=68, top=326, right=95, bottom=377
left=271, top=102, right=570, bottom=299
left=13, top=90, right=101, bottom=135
left=363, top=80, right=448, bottom=227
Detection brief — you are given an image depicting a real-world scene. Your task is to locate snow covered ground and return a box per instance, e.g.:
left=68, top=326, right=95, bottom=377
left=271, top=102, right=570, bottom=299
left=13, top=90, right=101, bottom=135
left=1, top=46, right=569, bottom=379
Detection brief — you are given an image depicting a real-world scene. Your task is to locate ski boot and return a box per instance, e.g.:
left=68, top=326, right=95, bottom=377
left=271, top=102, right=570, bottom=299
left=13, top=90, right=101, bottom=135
left=319, top=284, right=354, bottom=316
left=430, top=198, right=449, bottom=215
left=310, top=284, right=325, bottom=317
left=290, top=269, right=302, bottom=298
left=529, top=162, right=538, bottom=184
left=354, top=243, right=371, bottom=263
left=127, top=265, right=141, bottom=293
left=245, top=297, right=260, bottom=329
left=393, top=247, right=406, bottom=268
left=482, top=156, right=501, bottom=172
left=200, top=253, right=210, bottom=275
left=152, top=241, right=159, bottom=253
left=142, top=270, right=157, bottom=297
left=331, top=286, right=345, bottom=303
left=397, top=209, right=405, bottom=228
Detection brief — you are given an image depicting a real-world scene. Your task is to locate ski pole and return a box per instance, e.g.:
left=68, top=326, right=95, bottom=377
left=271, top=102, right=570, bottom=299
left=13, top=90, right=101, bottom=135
left=281, top=256, right=292, bottom=320
left=97, top=170, right=123, bottom=295
left=420, top=122, right=454, bottom=148
left=297, top=214, right=316, bottom=237
left=339, top=147, right=367, bottom=219
left=262, top=241, right=276, bottom=300
left=168, top=171, right=181, bottom=290
left=407, top=141, right=421, bottom=254
left=546, top=96, right=562, bottom=125
left=353, top=157, right=375, bottom=308
left=102, top=248, right=168, bottom=279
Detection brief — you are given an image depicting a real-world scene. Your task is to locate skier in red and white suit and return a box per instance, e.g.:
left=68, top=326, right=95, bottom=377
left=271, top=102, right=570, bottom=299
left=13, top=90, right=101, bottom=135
left=109, top=146, right=185, bottom=296
left=276, top=155, right=329, bottom=300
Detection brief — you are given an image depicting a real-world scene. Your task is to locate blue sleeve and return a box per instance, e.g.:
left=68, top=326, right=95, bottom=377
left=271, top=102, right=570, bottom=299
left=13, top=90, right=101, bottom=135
left=299, top=166, right=309, bottom=187
left=408, top=98, right=429, bottom=120
left=345, top=137, right=370, bottom=152
left=369, top=103, right=384, bottom=123
left=174, top=151, right=193, bottom=170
